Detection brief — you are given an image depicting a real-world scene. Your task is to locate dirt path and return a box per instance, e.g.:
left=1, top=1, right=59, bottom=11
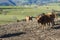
left=0, top=19, right=60, bottom=40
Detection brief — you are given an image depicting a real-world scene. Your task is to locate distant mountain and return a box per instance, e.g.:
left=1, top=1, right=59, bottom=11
left=0, top=0, right=60, bottom=6
left=0, top=0, right=16, bottom=6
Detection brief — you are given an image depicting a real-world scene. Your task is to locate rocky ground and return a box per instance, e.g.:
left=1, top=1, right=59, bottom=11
left=0, top=19, right=60, bottom=40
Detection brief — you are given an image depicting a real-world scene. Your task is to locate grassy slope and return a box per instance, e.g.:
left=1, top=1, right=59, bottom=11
left=0, top=5, right=60, bottom=24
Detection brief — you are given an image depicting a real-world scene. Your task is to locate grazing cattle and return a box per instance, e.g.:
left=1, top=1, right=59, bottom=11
left=47, top=12, right=57, bottom=26
left=37, top=13, right=48, bottom=25
left=36, top=13, right=56, bottom=29
left=25, top=16, right=32, bottom=22
left=36, top=15, right=41, bottom=21
left=38, top=13, right=55, bottom=25
left=36, top=13, right=45, bottom=21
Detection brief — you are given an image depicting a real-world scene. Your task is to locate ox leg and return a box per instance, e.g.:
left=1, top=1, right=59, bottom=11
left=40, top=23, right=43, bottom=30
left=45, top=23, right=48, bottom=29
left=47, top=22, right=50, bottom=26
left=44, top=23, right=48, bottom=29
left=42, top=25, right=44, bottom=30
left=52, top=21, right=55, bottom=26
left=48, top=22, right=50, bottom=26
left=48, top=22, right=52, bottom=28
left=47, top=22, right=52, bottom=30
left=41, top=23, right=44, bottom=30
left=43, top=23, right=46, bottom=30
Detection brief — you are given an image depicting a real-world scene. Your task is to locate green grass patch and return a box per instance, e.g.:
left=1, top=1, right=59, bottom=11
left=0, top=5, right=60, bottom=24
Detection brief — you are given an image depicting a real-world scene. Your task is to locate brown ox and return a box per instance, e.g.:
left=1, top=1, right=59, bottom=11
left=47, top=12, right=57, bottom=26
left=36, top=13, right=56, bottom=29
left=25, top=16, right=32, bottom=22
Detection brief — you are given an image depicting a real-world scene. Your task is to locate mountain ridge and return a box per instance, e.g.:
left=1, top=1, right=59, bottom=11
left=0, top=0, right=60, bottom=6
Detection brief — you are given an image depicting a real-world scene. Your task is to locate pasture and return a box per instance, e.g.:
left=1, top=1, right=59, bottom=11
left=0, top=6, right=60, bottom=24
left=0, top=3, right=60, bottom=40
